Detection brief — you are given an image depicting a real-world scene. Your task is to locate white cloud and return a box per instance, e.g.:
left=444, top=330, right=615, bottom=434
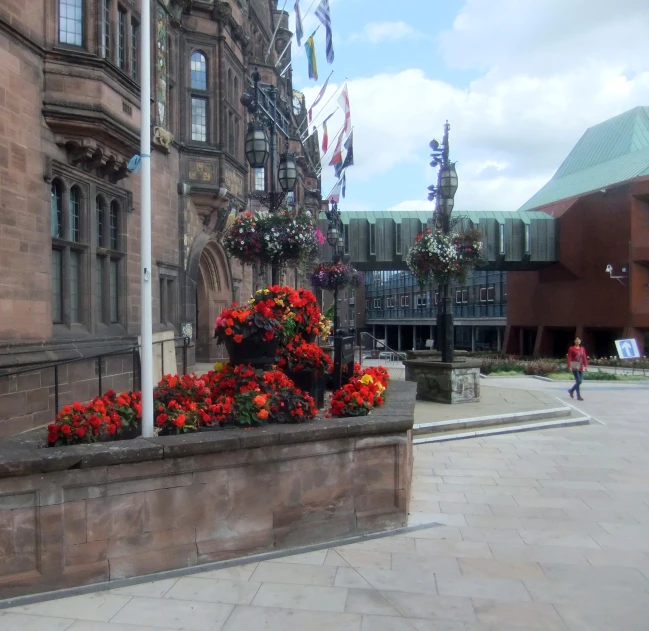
left=301, top=0, right=649, bottom=211
left=350, top=22, right=422, bottom=44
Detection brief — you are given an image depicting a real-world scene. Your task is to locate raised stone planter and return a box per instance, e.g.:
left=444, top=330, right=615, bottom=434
left=403, top=359, right=481, bottom=404
left=0, top=381, right=415, bottom=599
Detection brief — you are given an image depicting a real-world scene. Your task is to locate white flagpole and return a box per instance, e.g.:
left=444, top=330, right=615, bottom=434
left=265, top=0, right=289, bottom=62
left=140, top=0, right=154, bottom=438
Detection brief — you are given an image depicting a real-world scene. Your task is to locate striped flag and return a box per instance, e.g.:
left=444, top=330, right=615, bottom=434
left=339, top=84, right=351, bottom=134
left=308, top=70, right=333, bottom=122
left=329, top=179, right=342, bottom=203
left=328, top=129, right=345, bottom=168
left=321, top=112, right=335, bottom=153
left=315, top=0, right=335, bottom=64
left=305, top=35, right=318, bottom=81
left=341, top=173, right=347, bottom=199
left=294, top=1, right=304, bottom=46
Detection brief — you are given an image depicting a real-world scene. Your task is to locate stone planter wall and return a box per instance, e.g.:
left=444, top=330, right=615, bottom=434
left=403, top=359, right=481, bottom=404
left=0, top=381, right=415, bottom=599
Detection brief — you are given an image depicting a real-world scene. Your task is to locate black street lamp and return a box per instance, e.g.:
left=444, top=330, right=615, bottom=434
left=241, top=70, right=295, bottom=212
left=428, top=121, right=459, bottom=363
left=325, top=201, right=344, bottom=336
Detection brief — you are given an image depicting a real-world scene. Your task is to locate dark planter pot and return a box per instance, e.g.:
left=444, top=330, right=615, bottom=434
left=224, top=336, right=278, bottom=367
left=287, top=369, right=326, bottom=409
left=304, top=332, right=317, bottom=343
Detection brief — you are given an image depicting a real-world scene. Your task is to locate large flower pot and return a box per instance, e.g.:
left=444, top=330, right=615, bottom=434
left=287, top=369, right=325, bottom=409
left=224, top=336, right=278, bottom=367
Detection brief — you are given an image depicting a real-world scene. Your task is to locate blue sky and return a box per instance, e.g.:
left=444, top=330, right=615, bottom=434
left=287, top=0, right=649, bottom=212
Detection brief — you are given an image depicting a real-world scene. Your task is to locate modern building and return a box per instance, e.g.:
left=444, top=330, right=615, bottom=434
left=0, top=0, right=321, bottom=436
left=504, top=106, right=649, bottom=358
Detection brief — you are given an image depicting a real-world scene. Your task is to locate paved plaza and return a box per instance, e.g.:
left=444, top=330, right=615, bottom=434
left=2, top=378, right=649, bottom=630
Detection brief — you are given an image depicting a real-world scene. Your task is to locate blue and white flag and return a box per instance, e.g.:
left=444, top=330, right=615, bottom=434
left=294, top=1, right=304, bottom=47
left=315, top=0, right=335, bottom=64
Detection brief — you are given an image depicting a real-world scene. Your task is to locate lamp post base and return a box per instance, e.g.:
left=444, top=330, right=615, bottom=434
left=442, top=295, right=454, bottom=364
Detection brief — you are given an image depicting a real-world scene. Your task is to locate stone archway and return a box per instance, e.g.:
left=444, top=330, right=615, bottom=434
left=188, top=238, right=232, bottom=363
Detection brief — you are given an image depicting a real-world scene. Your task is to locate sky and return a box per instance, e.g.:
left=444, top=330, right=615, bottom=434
left=285, top=0, right=649, bottom=212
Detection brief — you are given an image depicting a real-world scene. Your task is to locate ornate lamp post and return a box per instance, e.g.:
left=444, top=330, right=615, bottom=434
left=427, top=122, right=459, bottom=363
left=325, top=201, right=344, bottom=335
left=241, top=70, right=297, bottom=212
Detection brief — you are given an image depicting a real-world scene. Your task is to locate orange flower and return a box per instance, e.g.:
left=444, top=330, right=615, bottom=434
left=257, top=409, right=269, bottom=420
left=233, top=334, right=243, bottom=343
left=225, top=327, right=233, bottom=336
left=253, top=395, right=267, bottom=407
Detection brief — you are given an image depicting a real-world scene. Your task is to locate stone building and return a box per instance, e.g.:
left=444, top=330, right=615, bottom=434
left=0, top=0, right=321, bottom=436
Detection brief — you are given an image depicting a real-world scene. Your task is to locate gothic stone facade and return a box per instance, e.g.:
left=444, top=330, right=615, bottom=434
left=0, top=0, right=321, bottom=437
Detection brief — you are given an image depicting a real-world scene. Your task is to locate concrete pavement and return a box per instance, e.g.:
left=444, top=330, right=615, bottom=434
left=2, top=378, right=649, bottom=630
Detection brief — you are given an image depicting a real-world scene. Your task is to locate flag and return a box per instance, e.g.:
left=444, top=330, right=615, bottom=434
left=305, top=35, right=318, bottom=80
left=334, top=158, right=345, bottom=179
left=341, top=130, right=354, bottom=170
left=329, top=179, right=342, bottom=203
left=315, top=0, right=335, bottom=64
left=338, top=83, right=351, bottom=134
left=294, top=1, right=304, bottom=46
left=341, top=173, right=347, bottom=199
left=308, top=70, right=333, bottom=122
left=328, top=129, right=345, bottom=167
left=321, top=112, right=335, bottom=153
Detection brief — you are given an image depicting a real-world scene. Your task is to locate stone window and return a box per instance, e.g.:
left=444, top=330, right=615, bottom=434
left=131, top=19, right=139, bottom=81
left=254, top=167, right=265, bottom=191
left=159, top=275, right=177, bottom=328
left=51, top=181, right=86, bottom=326
left=191, top=52, right=207, bottom=90
left=59, top=0, right=83, bottom=46
left=96, top=196, right=124, bottom=325
left=101, top=0, right=111, bottom=58
left=191, top=98, right=207, bottom=142
left=118, top=7, right=127, bottom=70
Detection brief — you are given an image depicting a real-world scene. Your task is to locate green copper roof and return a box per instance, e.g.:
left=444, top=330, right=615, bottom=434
left=335, top=209, right=551, bottom=224
left=519, top=106, right=649, bottom=211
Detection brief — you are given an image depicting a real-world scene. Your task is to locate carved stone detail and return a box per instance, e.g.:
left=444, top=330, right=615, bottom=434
left=153, top=126, right=174, bottom=153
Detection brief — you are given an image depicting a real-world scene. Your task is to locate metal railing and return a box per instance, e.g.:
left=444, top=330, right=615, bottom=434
left=0, top=337, right=190, bottom=413
left=358, top=333, right=406, bottom=380
left=364, top=303, right=506, bottom=321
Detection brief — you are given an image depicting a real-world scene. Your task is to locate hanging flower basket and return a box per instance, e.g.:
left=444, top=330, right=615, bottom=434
left=222, top=210, right=321, bottom=266
left=406, top=227, right=483, bottom=288
left=310, top=262, right=363, bottom=292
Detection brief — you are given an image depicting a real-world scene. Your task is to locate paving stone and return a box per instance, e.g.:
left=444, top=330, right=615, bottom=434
left=355, top=567, right=437, bottom=594
left=472, top=600, right=567, bottom=630
left=335, top=567, right=374, bottom=589
left=221, top=606, right=362, bottom=631
left=380, top=591, right=476, bottom=623
left=436, top=575, right=531, bottom=603
left=360, top=615, right=419, bottom=631
left=252, top=583, right=349, bottom=612
left=9, top=593, right=131, bottom=622
left=458, top=557, right=547, bottom=581
left=345, top=589, right=402, bottom=616
left=163, top=576, right=262, bottom=605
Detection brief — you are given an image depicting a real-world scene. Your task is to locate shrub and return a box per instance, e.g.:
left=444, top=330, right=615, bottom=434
left=524, top=360, right=560, bottom=376
left=480, top=358, right=525, bottom=375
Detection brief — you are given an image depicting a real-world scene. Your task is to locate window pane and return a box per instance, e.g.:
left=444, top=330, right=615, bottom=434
left=190, top=52, right=207, bottom=90
left=96, top=197, right=104, bottom=246
left=191, top=97, right=207, bottom=141
left=102, top=0, right=111, bottom=58
left=59, top=0, right=83, bottom=46
left=51, top=182, right=63, bottom=238
left=69, top=187, right=80, bottom=242
left=110, top=260, right=118, bottom=323
left=118, top=8, right=126, bottom=69
left=52, top=250, right=62, bottom=323
left=96, top=257, right=104, bottom=322
left=109, top=201, right=119, bottom=250
left=131, top=20, right=139, bottom=80
left=70, top=251, right=80, bottom=322
left=254, top=167, right=265, bottom=191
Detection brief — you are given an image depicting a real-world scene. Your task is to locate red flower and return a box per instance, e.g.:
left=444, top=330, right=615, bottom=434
left=234, top=334, right=243, bottom=343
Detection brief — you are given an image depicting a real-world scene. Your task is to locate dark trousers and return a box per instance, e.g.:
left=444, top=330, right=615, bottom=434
left=569, top=370, right=583, bottom=397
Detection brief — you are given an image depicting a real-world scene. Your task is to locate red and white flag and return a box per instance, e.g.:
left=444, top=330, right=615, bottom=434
left=308, top=70, right=334, bottom=122
left=338, top=83, right=351, bottom=134
left=328, top=179, right=342, bottom=203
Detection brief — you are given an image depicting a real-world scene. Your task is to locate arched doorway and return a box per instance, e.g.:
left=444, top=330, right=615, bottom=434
left=194, top=240, right=232, bottom=362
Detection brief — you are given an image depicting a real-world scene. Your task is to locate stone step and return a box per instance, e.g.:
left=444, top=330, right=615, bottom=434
left=413, top=414, right=591, bottom=445
left=413, top=406, right=575, bottom=436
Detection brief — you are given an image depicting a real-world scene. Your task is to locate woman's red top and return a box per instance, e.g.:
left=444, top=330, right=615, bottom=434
left=567, top=346, right=588, bottom=372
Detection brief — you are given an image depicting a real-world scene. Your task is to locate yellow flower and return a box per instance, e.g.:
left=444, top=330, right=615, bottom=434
left=274, top=299, right=284, bottom=307
left=376, top=383, right=385, bottom=393
left=213, top=362, right=226, bottom=372
left=360, top=374, right=374, bottom=385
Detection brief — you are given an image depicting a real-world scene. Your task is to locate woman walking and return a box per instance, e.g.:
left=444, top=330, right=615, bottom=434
left=567, top=337, right=588, bottom=401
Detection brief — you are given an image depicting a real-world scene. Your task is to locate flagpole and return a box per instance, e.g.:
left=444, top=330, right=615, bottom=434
left=265, top=0, right=289, bottom=62
left=298, top=74, right=344, bottom=136
left=140, top=0, right=153, bottom=438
